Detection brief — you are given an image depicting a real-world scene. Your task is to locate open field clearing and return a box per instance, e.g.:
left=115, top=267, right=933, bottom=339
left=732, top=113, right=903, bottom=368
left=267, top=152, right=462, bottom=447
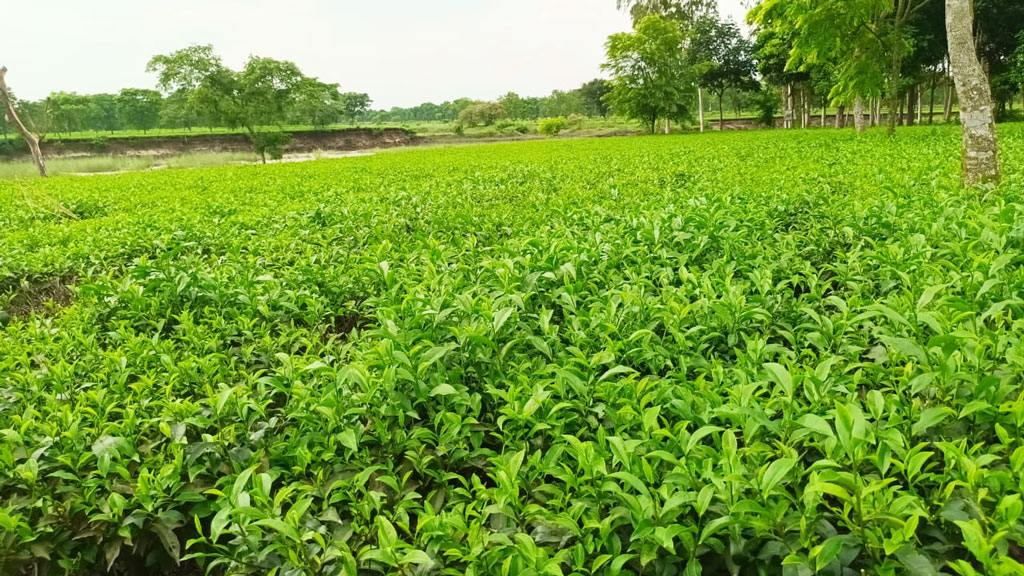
left=2, top=125, right=1024, bottom=575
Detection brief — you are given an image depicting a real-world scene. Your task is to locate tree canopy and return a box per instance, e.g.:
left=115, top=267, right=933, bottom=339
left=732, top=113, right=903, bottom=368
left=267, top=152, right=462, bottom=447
left=604, top=15, right=697, bottom=132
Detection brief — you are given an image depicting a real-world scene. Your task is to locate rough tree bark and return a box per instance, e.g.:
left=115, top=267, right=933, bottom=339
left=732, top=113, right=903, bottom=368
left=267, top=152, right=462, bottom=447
left=854, top=97, right=867, bottom=133
left=0, top=66, right=47, bottom=177
left=943, top=58, right=954, bottom=123
left=946, top=0, right=1000, bottom=185
left=835, top=105, right=846, bottom=129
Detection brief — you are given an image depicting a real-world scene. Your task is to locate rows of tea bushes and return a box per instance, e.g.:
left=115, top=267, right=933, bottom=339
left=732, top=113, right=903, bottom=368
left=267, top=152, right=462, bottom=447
left=1, top=126, right=1023, bottom=575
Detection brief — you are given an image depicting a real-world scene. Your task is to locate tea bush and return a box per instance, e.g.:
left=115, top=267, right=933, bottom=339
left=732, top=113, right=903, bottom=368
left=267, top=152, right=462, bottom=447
left=2, top=125, right=1024, bottom=576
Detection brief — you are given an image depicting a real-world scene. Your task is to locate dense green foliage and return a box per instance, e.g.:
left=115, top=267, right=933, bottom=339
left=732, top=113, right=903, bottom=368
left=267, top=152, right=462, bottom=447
left=604, top=15, right=697, bottom=132
left=745, top=0, right=1023, bottom=128
left=2, top=125, right=1024, bottom=576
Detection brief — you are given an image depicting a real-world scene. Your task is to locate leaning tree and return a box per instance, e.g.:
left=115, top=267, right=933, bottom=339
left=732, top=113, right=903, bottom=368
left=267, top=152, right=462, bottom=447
left=0, top=67, right=47, bottom=177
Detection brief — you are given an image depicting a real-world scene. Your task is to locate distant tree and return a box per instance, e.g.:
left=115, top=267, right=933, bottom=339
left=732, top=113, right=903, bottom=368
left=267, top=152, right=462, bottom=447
left=540, top=89, right=585, bottom=117
left=603, top=15, right=695, bottom=133
left=159, top=92, right=201, bottom=130
left=46, top=92, right=91, bottom=135
left=292, top=78, right=342, bottom=128
left=458, top=102, right=504, bottom=126
left=499, top=92, right=531, bottom=119
left=88, top=93, right=121, bottom=133
left=115, top=88, right=162, bottom=133
left=579, top=79, right=612, bottom=117
left=690, top=17, right=758, bottom=130
left=0, top=66, right=47, bottom=176
left=338, top=92, right=371, bottom=123
left=148, top=47, right=305, bottom=162
left=147, top=45, right=225, bottom=128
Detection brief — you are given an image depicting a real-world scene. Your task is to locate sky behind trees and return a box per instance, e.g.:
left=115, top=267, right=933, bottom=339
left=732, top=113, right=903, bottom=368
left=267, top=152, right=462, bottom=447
left=1, top=0, right=747, bottom=107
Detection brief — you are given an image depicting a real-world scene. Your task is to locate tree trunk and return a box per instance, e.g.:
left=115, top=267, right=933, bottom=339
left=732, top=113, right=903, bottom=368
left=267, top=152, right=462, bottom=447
left=921, top=86, right=929, bottom=123
left=0, top=67, right=47, bottom=177
left=929, top=75, right=938, bottom=124
left=718, top=92, right=725, bottom=131
left=854, top=97, right=866, bottom=133
left=802, top=88, right=810, bottom=128
left=698, top=86, right=704, bottom=133
left=784, top=83, right=794, bottom=129
left=946, top=0, right=1000, bottom=185
left=943, top=58, right=954, bottom=123
left=821, top=98, right=826, bottom=126
left=835, top=105, right=846, bottom=129
left=907, top=86, right=917, bottom=127
left=886, top=19, right=906, bottom=135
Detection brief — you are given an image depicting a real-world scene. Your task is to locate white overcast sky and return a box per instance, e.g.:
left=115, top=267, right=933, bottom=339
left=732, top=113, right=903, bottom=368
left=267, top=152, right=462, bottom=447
left=1, top=0, right=749, bottom=108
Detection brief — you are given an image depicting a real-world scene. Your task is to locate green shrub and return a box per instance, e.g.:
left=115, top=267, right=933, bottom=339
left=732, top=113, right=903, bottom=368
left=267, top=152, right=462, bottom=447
left=250, top=131, right=292, bottom=161
left=90, top=136, right=111, bottom=151
left=538, top=116, right=566, bottom=137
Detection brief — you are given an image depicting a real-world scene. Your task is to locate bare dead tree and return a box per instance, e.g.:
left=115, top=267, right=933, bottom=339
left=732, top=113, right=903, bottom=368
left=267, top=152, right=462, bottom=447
left=0, top=66, right=47, bottom=177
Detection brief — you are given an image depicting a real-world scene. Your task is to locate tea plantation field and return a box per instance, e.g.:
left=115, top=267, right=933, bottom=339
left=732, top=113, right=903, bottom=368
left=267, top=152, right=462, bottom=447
left=2, top=126, right=1024, bottom=576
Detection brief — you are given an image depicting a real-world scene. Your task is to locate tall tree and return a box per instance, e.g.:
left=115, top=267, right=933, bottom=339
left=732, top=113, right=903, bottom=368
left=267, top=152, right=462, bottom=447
left=690, top=17, right=758, bottom=130
left=292, top=78, right=342, bottom=128
left=0, top=67, right=47, bottom=176
left=604, top=15, right=696, bottom=132
left=88, top=94, right=121, bottom=133
left=946, top=0, right=1001, bottom=185
left=579, top=79, right=613, bottom=118
left=498, top=92, right=529, bottom=120
left=338, top=92, right=372, bottom=123
left=146, top=45, right=223, bottom=128
left=617, top=0, right=717, bottom=130
left=115, top=88, right=162, bottom=133
left=46, top=92, right=91, bottom=135
left=148, top=47, right=305, bottom=162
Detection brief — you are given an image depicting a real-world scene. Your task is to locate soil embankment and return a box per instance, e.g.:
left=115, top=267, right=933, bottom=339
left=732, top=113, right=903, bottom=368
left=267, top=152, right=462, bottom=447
left=32, top=128, right=414, bottom=158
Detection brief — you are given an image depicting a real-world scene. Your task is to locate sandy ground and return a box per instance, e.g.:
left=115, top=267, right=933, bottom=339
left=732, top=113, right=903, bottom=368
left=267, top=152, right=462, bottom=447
left=69, top=150, right=375, bottom=176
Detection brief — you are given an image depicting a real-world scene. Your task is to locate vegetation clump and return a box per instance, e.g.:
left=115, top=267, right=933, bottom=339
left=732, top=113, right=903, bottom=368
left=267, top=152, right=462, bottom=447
left=538, top=116, right=566, bottom=137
